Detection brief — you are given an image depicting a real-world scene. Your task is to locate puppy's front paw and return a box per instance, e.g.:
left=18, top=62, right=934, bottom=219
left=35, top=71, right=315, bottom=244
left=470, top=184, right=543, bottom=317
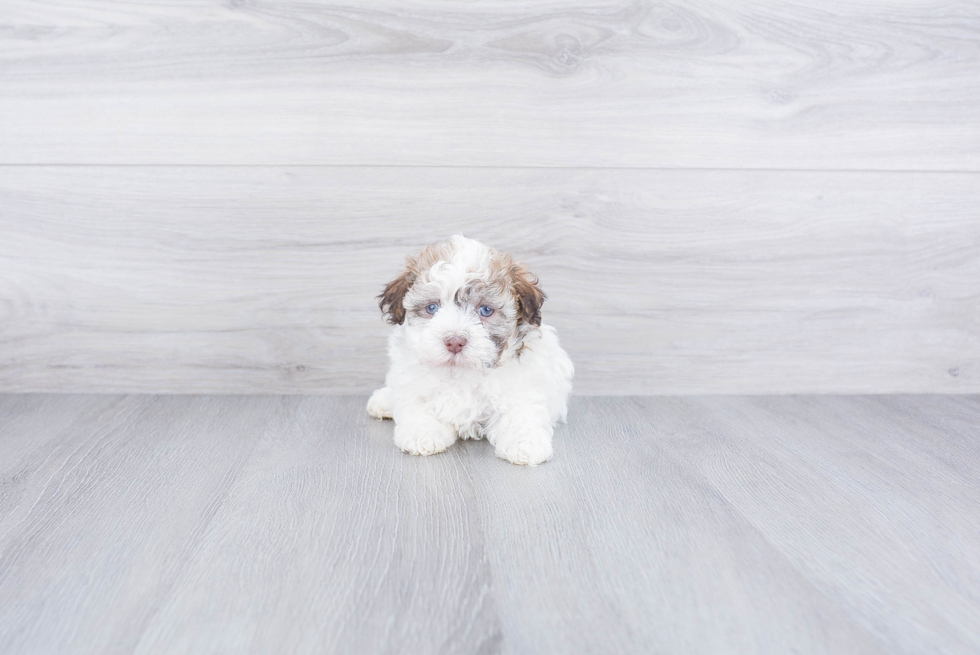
left=393, top=419, right=457, bottom=456
left=366, top=387, right=392, bottom=420
left=494, top=430, right=553, bottom=466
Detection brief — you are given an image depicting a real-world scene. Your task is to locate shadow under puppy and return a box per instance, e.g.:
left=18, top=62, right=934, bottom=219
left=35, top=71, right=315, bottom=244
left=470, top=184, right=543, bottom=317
left=367, top=235, right=574, bottom=465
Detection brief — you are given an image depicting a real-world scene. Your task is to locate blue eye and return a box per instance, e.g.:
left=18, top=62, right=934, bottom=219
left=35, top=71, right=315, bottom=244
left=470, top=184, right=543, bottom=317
left=478, top=305, right=494, bottom=317
left=425, top=303, right=440, bottom=315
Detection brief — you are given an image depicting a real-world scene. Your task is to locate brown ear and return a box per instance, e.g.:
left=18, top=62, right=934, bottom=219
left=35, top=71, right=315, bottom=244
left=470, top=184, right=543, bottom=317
left=378, top=268, right=415, bottom=325
left=511, top=263, right=546, bottom=327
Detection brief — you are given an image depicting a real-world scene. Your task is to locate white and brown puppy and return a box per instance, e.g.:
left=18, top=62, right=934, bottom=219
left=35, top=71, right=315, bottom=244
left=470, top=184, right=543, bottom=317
left=367, top=235, right=573, bottom=465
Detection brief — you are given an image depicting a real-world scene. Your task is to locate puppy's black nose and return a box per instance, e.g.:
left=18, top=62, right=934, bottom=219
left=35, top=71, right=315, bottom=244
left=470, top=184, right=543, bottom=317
left=445, top=336, right=467, bottom=354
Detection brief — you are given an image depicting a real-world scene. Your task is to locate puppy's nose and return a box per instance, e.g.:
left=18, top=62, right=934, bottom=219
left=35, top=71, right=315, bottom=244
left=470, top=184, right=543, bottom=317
left=444, top=335, right=468, bottom=354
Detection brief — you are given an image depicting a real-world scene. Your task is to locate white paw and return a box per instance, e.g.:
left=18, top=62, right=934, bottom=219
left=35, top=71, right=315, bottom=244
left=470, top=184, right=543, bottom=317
left=494, top=432, right=553, bottom=466
left=393, top=420, right=457, bottom=456
left=366, top=387, right=392, bottom=419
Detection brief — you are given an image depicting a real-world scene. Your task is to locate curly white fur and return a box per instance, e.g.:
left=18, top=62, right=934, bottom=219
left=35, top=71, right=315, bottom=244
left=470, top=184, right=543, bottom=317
left=367, top=235, right=574, bottom=466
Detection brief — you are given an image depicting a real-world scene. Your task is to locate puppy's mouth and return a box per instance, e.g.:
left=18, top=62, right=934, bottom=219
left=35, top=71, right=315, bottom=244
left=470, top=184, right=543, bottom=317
left=444, top=352, right=471, bottom=367
left=441, top=351, right=502, bottom=371
left=439, top=350, right=490, bottom=370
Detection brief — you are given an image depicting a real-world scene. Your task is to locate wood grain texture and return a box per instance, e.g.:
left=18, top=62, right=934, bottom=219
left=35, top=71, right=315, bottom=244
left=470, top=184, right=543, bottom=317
left=2, top=394, right=979, bottom=653
left=2, top=166, right=977, bottom=394
left=464, top=397, right=886, bottom=654
left=1, top=0, right=978, bottom=168
left=132, top=396, right=502, bottom=655
left=632, top=395, right=980, bottom=654
left=0, top=395, right=276, bottom=655
left=0, top=395, right=502, bottom=655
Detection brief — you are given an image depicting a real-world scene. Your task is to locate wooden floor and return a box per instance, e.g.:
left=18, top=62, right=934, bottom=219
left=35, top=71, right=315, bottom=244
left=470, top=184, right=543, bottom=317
left=1, top=394, right=978, bottom=654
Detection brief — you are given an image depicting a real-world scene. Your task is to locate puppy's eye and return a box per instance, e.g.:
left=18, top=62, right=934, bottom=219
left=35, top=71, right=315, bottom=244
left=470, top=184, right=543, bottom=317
left=478, top=305, right=494, bottom=317
left=425, top=303, right=440, bottom=315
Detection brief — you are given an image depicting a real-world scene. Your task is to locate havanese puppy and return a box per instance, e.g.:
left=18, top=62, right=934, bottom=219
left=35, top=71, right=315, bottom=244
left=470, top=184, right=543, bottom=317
left=367, top=235, right=573, bottom=465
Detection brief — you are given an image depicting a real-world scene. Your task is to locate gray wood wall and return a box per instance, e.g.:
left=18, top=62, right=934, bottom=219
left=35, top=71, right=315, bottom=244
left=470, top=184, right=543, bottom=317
left=1, top=0, right=978, bottom=394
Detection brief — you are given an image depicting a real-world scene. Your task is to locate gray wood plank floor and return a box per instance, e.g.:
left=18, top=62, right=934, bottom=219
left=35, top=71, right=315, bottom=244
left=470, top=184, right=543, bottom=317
left=1, top=394, right=978, bottom=654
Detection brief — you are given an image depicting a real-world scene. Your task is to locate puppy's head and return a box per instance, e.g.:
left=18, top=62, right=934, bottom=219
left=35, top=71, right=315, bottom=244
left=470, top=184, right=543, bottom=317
left=378, top=235, right=545, bottom=369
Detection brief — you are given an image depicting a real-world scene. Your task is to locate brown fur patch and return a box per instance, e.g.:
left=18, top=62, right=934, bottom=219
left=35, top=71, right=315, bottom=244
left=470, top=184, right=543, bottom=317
left=490, top=332, right=509, bottom=357
left=509, top=262, right=546, bottom=327
left=378, top=269, right=415, bottom=325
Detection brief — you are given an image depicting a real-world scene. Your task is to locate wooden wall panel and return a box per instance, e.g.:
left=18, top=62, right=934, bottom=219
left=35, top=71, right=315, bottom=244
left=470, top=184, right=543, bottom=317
left=2, top=167, right=976, bottom=394
left=2, top=1, right=977, bottom=393
left=1, top=0, right=978, bottom=168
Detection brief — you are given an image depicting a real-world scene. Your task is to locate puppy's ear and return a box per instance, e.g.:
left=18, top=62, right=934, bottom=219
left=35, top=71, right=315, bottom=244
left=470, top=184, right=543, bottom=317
left=511, top=263, right=546, bottom=327
left=378, top=267, right=415, bottom=325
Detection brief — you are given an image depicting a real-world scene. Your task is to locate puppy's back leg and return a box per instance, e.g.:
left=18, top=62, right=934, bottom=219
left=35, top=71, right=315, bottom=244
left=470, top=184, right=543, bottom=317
left=366, top=386, right=393, bottom=419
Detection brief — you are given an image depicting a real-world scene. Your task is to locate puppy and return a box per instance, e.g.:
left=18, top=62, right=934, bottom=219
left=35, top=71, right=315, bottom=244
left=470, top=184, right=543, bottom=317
left=367, top=235, right=573, bottom=465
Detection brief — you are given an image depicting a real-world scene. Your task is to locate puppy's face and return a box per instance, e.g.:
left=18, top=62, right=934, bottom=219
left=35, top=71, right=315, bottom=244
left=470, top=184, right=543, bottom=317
left=378, top=236, right=545, bottom=369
